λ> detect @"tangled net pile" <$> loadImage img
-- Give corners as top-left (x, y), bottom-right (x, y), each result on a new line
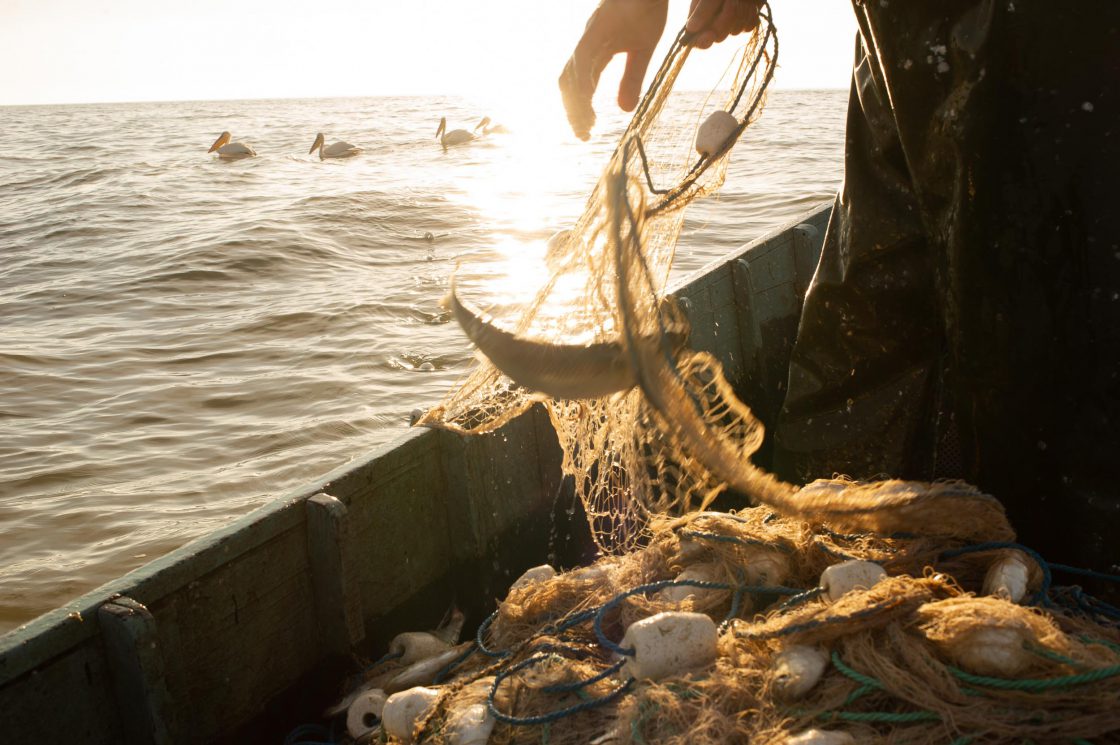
top-left (337, 496), bottom-right (1120, 745)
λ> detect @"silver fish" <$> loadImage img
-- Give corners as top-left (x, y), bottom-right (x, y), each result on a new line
top-left (448, 276), bottom-right (686, 401)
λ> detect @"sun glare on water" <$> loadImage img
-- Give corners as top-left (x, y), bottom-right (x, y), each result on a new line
top-left (440, 91), bottom-right (617, 338)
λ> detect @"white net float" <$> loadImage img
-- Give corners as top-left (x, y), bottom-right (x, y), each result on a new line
top-left (820, 560), bottom-right (887, 602)
top-left (620, 611), bottom-right (718, 681)
top-left (946, 626), bottom-right (1033, 676)
top-left (389, 631), bottom-right (452, 666)
top-left (510, 564), bottom-right (557, 593)
top-left (382, 686), bottom-right (440, 742)
top-left (695, 110), bottom-right (740, 158)
top-left (345, 688), bottom-right (388, 739)
top-left (787, 728), bottom-right (856, 745)
top-left (982, 550), bottom-right (1032, 603)
top-left (771, 645), bottom-right (829, 701)
top-left (445, 702), bottom-right (496, 745)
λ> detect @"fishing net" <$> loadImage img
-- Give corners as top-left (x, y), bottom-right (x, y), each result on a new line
top-left (418, 7), bottom-right (780, 553)
top-left (345, 504), bottom-right (1120, 745)
top-left (419, 4), bottom-right (1010, 555)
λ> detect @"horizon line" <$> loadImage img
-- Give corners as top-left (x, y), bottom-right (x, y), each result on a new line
top-left (0, 86), bottom-right (848, 110)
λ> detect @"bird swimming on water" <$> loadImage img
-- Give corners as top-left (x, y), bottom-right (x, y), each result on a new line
top-left (309, 132), bottom-right (361, 159)
top-left (207, 131), bottom-right (256, 159)
top-left (474, 116), bottom-right (509, 136)
top-left (435, 117), bottom-right (477, 148)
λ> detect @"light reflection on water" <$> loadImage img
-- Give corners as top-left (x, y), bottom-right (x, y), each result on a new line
top-left (0, 90), bottom-right (845, 632)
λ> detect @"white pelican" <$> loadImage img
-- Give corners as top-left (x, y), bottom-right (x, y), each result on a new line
top-left (207, 131), bottom-right (256, 159)
top-left (436, 117), bottom-right (477, 148)
top-left (474, 116), bottom-right (510, 136)
top-left (309, 132), bottom-right (361, 159)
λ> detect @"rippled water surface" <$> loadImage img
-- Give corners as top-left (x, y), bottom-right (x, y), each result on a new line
top-left (0, 91), bottom-right (846, 633)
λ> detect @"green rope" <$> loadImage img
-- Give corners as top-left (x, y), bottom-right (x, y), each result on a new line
top-left (1080, 635), bottom-right (1120, 654)
top-left (821, 710), bottom-right (941, 723)
top-left (949, 663), bottom-right (1120, 691)
top-left (841, 684), bottom-right (875, 706)
top-left (1025, 644), bottom-right (1089, 669)
top-left (824, 652), bottom-right (943, 722)
top-left (830, 650), bottom-right (886, 690)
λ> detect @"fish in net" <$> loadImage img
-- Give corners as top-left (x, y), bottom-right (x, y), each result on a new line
top-left (419, 4), bottom-right (1007, 555)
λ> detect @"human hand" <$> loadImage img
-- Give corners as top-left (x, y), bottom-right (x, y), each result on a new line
top-left (559, 0), bottom-right (765, 140)
top-left (559, 0), bottom-right (670, 141)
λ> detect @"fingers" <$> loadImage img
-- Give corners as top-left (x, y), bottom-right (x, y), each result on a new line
top-left (559, 8), bottom-right (613, 141)
top-left (559, 0), bottom-right (669, 139)
top-left (619, 44), bottom-right (657, 112)
top-left (687, 0), bottom-right (763, 50)
top-left (686, 0), bottom-right (723, 34)
top-left (559, 59), bottom-right (594, 142)
top-left (739, 0), bottom-right (763, 33)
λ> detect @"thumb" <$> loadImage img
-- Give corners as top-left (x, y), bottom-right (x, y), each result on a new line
top-left (619, 45), bottom-right (656, 112)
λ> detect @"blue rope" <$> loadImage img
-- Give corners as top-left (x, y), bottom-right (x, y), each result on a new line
top-left (487, 652), bottom-right (635, 726)
top-left (1055, 586), bottom-right (1120, 622)
top-left (738, 596), bottom-right (906, 640)
top-left (284, 724), bottom-right (334, 745)
top-left (476, 608), bottom-right (512, 658)
top-left (677, 529), bottom-right (794, 554)
top-left (720, 585), bottom-right (746, 632)
top-left (550, 606), bottom-right (600, 634)
top-left (813, 540), bottom-right (857, 562)
top-left (1049, 563), bottom-right (1120, 584)
top-left (776, 586), bottom-right (825, 611)
top-left (367, 648), bottom-right (404, 671)
top-left (820, 527), bottom-right (868, 542)
top-left (474, 602), bottom-right (602, 662)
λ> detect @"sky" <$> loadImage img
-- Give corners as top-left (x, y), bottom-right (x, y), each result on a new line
top-left (0, 0), bottom-right (857, 107)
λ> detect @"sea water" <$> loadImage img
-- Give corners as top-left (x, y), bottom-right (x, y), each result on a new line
top-left (0, 91), bottom-right (846, 632)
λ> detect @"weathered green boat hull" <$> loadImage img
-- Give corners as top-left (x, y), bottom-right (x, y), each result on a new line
top-left (0, 203), bottom-right (830, 744)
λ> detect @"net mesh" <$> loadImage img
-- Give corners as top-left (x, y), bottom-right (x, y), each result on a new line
top-left (419, 10), bottom-right (779, 553)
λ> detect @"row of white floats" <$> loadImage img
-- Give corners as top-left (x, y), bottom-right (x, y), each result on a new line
top-left (338, 546), bottom-right (1037, 744)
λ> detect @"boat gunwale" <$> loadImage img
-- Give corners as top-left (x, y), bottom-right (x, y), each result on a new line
top-left (0, 427), bottom-right (436, 685)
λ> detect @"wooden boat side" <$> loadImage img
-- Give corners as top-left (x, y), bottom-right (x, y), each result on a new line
top-left (0, 202), bottom-right (831, 744)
